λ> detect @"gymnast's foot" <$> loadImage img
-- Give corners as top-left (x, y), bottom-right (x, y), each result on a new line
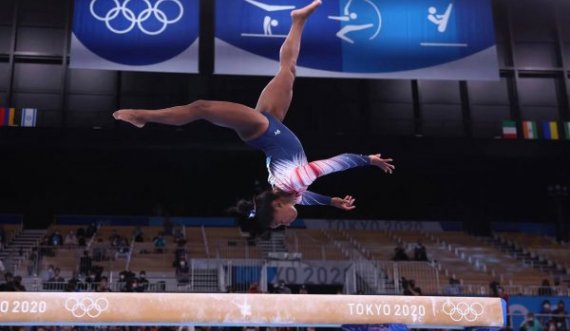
top-left (113, 109), bottom-right (146, 128)
top-left (291, 0), bottom-right (321, 21)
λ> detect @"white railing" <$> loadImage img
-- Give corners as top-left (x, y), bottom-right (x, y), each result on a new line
top-left (19, 256), bottom-right (570, 296)
top-left (201, 226), bottom-right (209, 258)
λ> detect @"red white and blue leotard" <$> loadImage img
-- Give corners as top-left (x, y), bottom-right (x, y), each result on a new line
top-left (247, 112), bottom-right (371, 206)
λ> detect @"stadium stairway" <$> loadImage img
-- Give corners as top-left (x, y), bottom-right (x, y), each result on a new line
top-left (0, 229), bottom-right (46, 273)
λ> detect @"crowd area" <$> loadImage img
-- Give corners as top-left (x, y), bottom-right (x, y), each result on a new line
top-left (0, 224), bottom-right (569, 331)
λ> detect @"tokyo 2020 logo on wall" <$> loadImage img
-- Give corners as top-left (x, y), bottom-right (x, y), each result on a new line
top-left (73, 0), bottom-right (199, 66)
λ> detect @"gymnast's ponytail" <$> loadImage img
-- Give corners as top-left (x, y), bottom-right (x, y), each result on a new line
top-left (228, 189), bottom-right (280, 239)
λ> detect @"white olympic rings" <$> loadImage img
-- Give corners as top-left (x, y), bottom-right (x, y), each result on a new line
top-left (89, 0), bottom-right (184, 35)
top-left (442, 301), bottom-right (484, 322)
top-left (64, 297), bottom-right (110, 318)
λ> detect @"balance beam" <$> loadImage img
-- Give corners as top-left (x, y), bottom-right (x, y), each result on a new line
top-left (0, 292), bottom-right (506, 328)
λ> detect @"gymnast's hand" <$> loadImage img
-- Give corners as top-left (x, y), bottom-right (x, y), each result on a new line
top-left (332, 195), bottom-right (356, 211)
top-left (369, 154), bottom-right (395, 174)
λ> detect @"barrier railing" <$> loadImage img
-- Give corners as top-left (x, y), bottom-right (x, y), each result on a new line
top-left (24, 250), bottom-right (570, 297)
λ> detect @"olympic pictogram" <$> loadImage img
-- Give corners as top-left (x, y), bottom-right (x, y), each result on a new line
top-left (89, 0), bottom-right (184, 35)
top-left (442, 301), bottom-right (484, 322)
top-left (64, 297), bottom-right (110, 318)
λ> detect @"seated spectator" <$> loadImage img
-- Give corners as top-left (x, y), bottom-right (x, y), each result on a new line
top-left (299, 285), bottom-right (308, 294)
top-left (63, 231), bottom-right (78, 246)
top-left (175, 259), bottom-right (190, 285)
top-left (114, 237), bottom-right (130, 260)
top-left (552, 301), bottom-right (568, 331)
top-left (414, 241), bottom-right (428, 261)
top-left (444, 275), bottom-right (462, 295)
top-left (49, 231), bottom-right (63, 246)
top-left (48, 267), bottom-right (65, 290)
top-left (393, 243), bottom-right (409, 261)
top-left (153, 235), bottom-right (166, 253)
top-left (50, 267), bottom-right (64, 283)
top-left (0, 272), bottom-right (15, 291)
top-left (12, 275), bottom-right (26, 291)
top-left (538, 279), bottom-right (553, 296)
top-left (119, 269), bottom-right (136, 286)
top-left (519, 312), bottom-right (543, 331)
top-left (138, 271), bottom-right (149, 291)
top-left (402, 278), bottom-right (422, 296)
top-left (64, 272), bottom-right (81, 292)
top-left (539, 300), bottom-right (552, 326)
top-left (85, 270), bottom-right (100, 290)
top-left (129, 278), bottom-right (145, 292)
top-left (40, 264), bottom-right (55, 284)
top-left (96, 276), bottom-right (112, 292)
top-left (133, 226), bottom-right (144, 243)
top-left (0, 258), bottom-right (5, 275)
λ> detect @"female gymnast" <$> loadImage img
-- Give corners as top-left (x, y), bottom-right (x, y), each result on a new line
top-left (113, 0), bottom-right (395, 237)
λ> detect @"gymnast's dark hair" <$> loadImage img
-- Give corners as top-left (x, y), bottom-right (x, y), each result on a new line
top-left (228, 190), bottom-right (280, 239)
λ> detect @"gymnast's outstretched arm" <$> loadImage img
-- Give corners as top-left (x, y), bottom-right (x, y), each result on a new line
top-left (289, 153), bottom-right (395, 190)
top-left (298, 191), bottom-right (357, 211)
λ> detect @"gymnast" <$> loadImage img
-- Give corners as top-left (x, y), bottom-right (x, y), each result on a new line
top-left (113, 0), bottom-right (395, 236)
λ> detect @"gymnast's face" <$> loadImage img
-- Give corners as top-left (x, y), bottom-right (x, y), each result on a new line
top-left (271, 199), bottom-right (298, 228)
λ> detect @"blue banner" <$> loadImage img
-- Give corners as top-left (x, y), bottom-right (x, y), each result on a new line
top-left (0, 214), bottom-right (22, 224)
top-left (215, 0), bottom-right (498, 80)
top-left (71, 0), bottom-right (199, 73)
top-left (492, 222), bottom-right (556, 236)
top-left (509, 296), bottom-right (569, 329)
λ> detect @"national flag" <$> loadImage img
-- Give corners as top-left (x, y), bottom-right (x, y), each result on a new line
top-left (502, 120), bottom-right (517, 139)
top-left (564, 122), bottom-right (570, 140)
top-left (21, 108), bottom-right (37, 127)
top-left (6, 108), bottom-right (15, 126)
top-left (543, 121), bottom-right (559, 140)
top-left (522, 121), bottom-right (537, 139)
top-left (0, 107), bottom-right (5, 126)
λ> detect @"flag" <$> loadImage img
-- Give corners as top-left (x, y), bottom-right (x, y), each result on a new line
top-left (502, 120), bottom-right (517, 139)
top-left (543, 121), bottom-right (559, 140)
top-left (0, 107), bottom-right (5, 126)
top-left (21, 108), bottom-right (37, 127)
top-left (564, 122), bottom-right (570, 140)
top-left (7, 108), bottom-right (15, 126)
top-left (522, 121), bottom-right (537, 139)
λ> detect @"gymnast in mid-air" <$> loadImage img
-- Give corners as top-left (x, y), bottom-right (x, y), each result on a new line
top-left (113, 0), bottom-right (395, 236)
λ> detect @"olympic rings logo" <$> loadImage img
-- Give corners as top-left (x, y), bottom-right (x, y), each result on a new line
top-left (442, 301), bottom-right (484, 322)
top-left (89, 0), bottom-right (184, 35)
top-left (64, 297), bottom-right (110, 318)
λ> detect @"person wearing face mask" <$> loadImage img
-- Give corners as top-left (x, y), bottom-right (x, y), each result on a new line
top-left (520, 312), bottom-right (543, 331)
top-left (552, 301), bottom-right (568, 331)
top-left (539, 300), bottom-right (553, 326)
